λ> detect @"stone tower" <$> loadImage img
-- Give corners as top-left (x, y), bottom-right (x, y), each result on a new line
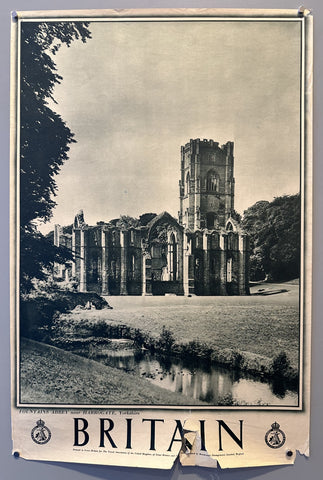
top-left (179, 138), bottom-right (235, 230)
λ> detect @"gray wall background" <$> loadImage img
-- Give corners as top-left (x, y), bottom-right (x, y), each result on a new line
top-left (1, 1), bottom-right (322, 479)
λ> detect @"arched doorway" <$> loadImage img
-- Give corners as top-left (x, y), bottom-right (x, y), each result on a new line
top-left (145, 212), bottom-right (183, 295)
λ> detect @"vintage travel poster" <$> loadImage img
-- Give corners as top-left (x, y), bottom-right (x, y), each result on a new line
top-left (10, 8), bottom-right (313, 469)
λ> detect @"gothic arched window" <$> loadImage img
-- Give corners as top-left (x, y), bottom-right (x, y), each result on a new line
top-left (185, 172), bottom-right (190, 196)
top-left (206, 170), bottom-right (218, 192)
top-left (168, 233), bottom-right (177, 281)
top-left (227, 258), bottom-right (232, 283)
top-left (111, 260), bottom-right (117, 279)
top-left (226, 221), bottom-right (234, 231)
top-left (129, 254), bottom-right (135, 280)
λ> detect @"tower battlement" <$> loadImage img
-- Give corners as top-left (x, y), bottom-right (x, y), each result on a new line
top-left (179, 138), bottom-right (235, 230)
top-left (181, 138), bottom-right (234, 155)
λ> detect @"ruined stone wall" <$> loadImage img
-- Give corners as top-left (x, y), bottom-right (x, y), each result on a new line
top-left (71, 214), bottom-right (249, 297)
top-left (184, 229), bottom-right (249, 296)
top-left (72, 225), bottom-right (144, 296)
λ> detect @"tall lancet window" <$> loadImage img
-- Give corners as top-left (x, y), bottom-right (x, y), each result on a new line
top-left (169, 233), bottom-right (177, 281)
top-left (206, 170), bottom-right (218, 191)
top-left (227, 258), bottom-right (232, 283)
top-left (185, 172), bottom-right (190, 195)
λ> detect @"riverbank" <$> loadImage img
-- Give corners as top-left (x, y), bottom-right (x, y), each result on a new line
top-left (20, 338), bottom-right (208, 405)
top-left (50, 282), bottom-right (299, 386)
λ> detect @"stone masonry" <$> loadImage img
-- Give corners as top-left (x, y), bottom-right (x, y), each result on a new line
top-left (55, 139), bottom-right (249, 296)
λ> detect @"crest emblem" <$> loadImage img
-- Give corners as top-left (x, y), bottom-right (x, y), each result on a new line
top-left (265, 422), bottom-right (286, 449)
top-left (31, 419), bottom-right (51, 445)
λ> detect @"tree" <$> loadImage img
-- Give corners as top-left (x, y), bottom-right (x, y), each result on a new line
top-left (242, 194), bottom-right (301, 282)
top-left (116, 215), bottom-right (140, 229)
top-left (20, 21), bottom-right (91, 291)
top-left (231, 209), bottom-right (242, 224)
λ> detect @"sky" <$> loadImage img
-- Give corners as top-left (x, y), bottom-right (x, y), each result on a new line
top-left (36, 19), bottom-right (301, 232)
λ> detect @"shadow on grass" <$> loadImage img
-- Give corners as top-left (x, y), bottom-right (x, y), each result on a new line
top-left (251, 289), bottom-right (288, 296)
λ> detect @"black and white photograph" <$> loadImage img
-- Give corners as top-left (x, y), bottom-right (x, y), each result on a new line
top-left (14, 11), bottom-right (309, 411)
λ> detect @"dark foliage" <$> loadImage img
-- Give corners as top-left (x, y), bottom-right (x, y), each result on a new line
top-left (20, 230), bottom-right (73, 289)
top-left (156, 326), bottom-right (176, 354)
top-left (270, 351), bottom-right (291, 378)
top-left (20, 21), bottom-right (91, 291)
top-left (231, 209), bottom-right (242, 223)
top-left (139, 213), bottom-right (157, 225)
top-left (242, 194), bottom-right (300, 281)
top-left (116, 215), bottom-right (139, 229)
top-left (179, 340), bottom-right (213, 362)
top-left (20, 291), bottom-right (110, 340)
top-left (91, 320), bottom-right (110, 338)
top-left (133, 329), bottom-right (147, 349)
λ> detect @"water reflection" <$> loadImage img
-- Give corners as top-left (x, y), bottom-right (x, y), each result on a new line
top-left (94, 346), bottom-right (298, 406)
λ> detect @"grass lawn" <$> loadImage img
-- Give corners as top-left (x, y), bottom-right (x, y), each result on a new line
top-left (59, 282), bottom-right (300, 369)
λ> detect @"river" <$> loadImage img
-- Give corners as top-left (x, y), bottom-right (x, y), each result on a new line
top-left (91, 341), bottom-right (298, 406)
